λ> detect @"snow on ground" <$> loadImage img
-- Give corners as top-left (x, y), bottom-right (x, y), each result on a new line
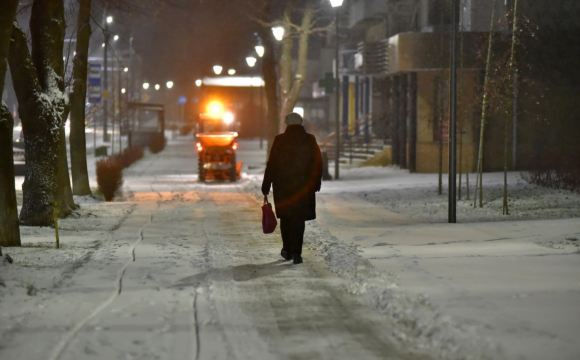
top-left (348, 168), bottom-right (580, 223)
top-left (3, 138), bottom-right (579, 360)
top-left (0, 197), bottom-right (136, 353)
top-left (314, 165), bottom-right (580, 360)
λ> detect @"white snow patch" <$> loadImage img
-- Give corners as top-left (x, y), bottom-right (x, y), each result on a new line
top-left (303, 223), bottom-right (503, 360)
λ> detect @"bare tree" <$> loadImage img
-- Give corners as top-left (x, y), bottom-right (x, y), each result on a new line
top-left (474, 0), bottom-right (498, 208)
top-left (69, 0), bottom-right (93, 196)
top-left (0, 0), bottom-right (20, 249)
top-left (277, 0), bottom-right (314, 131)
top-left (502, 0), bottom-right (519, 215)
top-left (255, 0), bottom-right (280, 154)
top-left (251, 0), bottom-right (328, 153)
top-left (8, 0), bottom-right (68, 226)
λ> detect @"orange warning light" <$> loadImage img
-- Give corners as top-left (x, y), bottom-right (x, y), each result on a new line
top-left (206, 101), bottom-right (225, 118)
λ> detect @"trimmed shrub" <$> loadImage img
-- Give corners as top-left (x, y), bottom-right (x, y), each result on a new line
top-left (522, 150), bottom-right (580, 193)
top-left (111, 146), bottom-right (144, 169)
top-left (149, 133), bottom-right (166, 154)
top-left (96, 158), bottom-right (123, 201)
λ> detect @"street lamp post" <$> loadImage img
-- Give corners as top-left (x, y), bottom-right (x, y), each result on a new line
top-left (103, 15), bottom-right (113, 142)
top-left (449, 0), bottom-right (459, 223)
top-left (166, 81), bottom-right (175, 138)
top-left (246, 56), bottom-right (257, 143)
top-left (255, 44), bottom-right (265, 149)
top-left (329, 0), bottom-right (343, 180)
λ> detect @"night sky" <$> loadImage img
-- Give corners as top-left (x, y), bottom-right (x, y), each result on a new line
top-left (121, 0), bottom-right (264, 93)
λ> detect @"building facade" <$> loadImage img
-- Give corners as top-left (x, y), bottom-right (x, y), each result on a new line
top-left (320, 0), bottom-right (512, 173)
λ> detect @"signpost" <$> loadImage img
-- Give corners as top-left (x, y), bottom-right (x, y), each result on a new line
top-left (178, 95), bottom-right (187, 127)
top-left (88, 63), bottom-right (101, 153)
top-left (88, 63), bottom-right (102, 103)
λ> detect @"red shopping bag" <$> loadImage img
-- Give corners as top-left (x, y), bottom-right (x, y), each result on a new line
top-left (262, 195), bottom-right (277, 234)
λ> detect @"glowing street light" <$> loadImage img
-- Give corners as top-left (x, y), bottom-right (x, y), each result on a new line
top-left (228, 69), bottom-right (236, 75)
top-left (246, 56), bottom-right (257, 68)
top-left (195, 79), bottom-right (202, 87)
top-left (255, 45), bottom-right (265, 58)
top-left (154, 84), bottom-right (160, 90)
top-left (223, 111), bottom-right (235, 125)
top-left (272, 26), bottom-right (285, 41)
top-left (113, 34), bottom-right (119, 41)
top-left (329, 0), bottom-right (344, 6)
top-left (213, 65), bottom-right (223, 75)
top-left (121, 88), bottom-right (126, 94)
top-left (106, 16), bottom-right (113, 24)
top-left (143, 82), bottom-right (150, 90)
top-left (166, 81), bottom-right (174, 89)
top-left (101, 43), bottom-right (105, 48)
top-left (124, 67), bottom-right (129, 72)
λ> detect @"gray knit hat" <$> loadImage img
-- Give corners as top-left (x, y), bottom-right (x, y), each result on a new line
top-left (285, 112), bottom-right (303, 125)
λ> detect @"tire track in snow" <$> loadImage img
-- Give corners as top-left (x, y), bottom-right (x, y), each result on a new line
top-left (49, 212), bottom-right (154, 360)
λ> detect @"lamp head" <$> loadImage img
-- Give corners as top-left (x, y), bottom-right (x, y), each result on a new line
top-left (246, 57), bottom-right (257, 68)
top-left (272, 26), bottom-right (285, 41)
top-left (329, 0), bottom-right (343, 8)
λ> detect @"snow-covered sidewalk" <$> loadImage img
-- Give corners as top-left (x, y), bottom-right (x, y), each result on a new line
top-left (3, 139), bottom-right (579, 360)
top-left (316, 166), bottom-right (580, 360)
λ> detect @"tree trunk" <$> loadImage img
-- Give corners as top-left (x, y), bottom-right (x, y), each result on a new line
top-left (0, 0), bottom-right (18, 93)
top-left (0, 0), bottom-right (20, 247)
top-left (9, 0), bottom-right (67, 226)
top-left (278, 0), bottom-right (314, 131)
top-left (259, 0), bottom-right (280, 155)
top-left (57, 123), bottom-right (76, 217)
top-left (70, 0), bottom-right (92, 196)
top-left (0, 104), bottom-right (21, 247)
top-left (437, 77), bottom-right (443, 195)
top-left (278, 2), bottom-right (294, 130)
top-left (475, 0), bottom-right (498, 208)
top-left (503, 0), bottom-right (519, 215)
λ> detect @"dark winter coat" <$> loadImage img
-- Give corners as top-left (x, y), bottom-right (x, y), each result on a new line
top-left (262, 125), bottom-right (322, 221)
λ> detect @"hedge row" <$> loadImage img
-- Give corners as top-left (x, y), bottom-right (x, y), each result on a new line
top-left (96, 146), bottom-right (144, 201)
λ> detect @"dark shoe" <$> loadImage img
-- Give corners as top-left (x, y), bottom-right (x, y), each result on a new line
top-left (281, 249), bottom-right (292, 261)
top-left (293, 254), bottom-right (303, 264)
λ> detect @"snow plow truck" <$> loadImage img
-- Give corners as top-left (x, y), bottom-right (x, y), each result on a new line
top-left (195, 100), bottom-right (242, 182)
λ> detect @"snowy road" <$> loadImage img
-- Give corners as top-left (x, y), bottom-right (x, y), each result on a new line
top-left (2, 138), bottom-right (579, 360)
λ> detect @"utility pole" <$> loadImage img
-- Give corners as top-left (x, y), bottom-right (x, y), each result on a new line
top-left (102, 13), bottom-right (110, 142)
top-left (448, 0), bottom-right (459, 223)
top-left (333, 5), bottom-right (341, 180)
top-left (128, 35), bottom-right (134, 148)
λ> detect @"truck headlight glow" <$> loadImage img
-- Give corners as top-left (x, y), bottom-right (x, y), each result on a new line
top-left (223, 111), bottom-right (234, 125)
top-left (207, 101), bottom-right (225, 118)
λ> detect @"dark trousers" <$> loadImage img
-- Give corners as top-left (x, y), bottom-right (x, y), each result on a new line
top-left (280, 217), bottom-right (305, 256)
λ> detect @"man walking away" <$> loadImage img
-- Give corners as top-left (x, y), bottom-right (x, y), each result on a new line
top-left (262, 113), bottom-right (322, 264)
